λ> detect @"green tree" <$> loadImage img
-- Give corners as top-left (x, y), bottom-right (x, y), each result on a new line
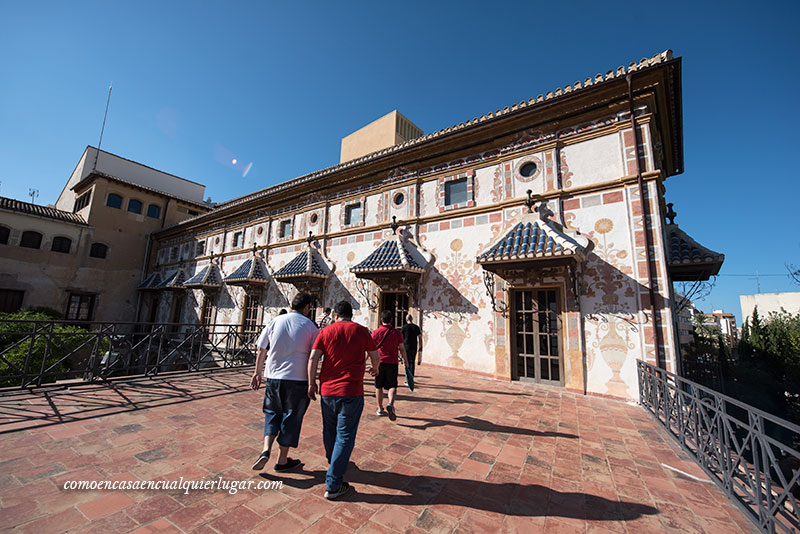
top-left (0, 310), bottom-right (98, 387)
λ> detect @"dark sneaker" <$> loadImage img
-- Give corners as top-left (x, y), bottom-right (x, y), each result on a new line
top-left (274, 458), bottom-right (301, 472)
top-left (385, 404), bottom-right (396, 421)
top-left (251, 450), bottom-right (270, 470)
top-left (324, 481), bottom-right (351, 500)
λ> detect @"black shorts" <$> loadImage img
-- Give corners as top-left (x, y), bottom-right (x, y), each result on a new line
top-left (374, 363), bottom-right (398, 390)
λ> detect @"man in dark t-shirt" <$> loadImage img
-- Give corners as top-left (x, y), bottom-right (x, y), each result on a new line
top-left (372, 310), bottom-right (407, 421)
top-left (401, 314), bottom-right (422, 378)
top-left (307, 300), bottom-right (379, 500)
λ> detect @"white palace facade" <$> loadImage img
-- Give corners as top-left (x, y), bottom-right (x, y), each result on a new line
top-left (138, 51), bottom-right (723, 400)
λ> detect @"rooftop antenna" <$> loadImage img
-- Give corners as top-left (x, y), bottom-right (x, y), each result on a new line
top-left (28, 188), bottom-right (39, 204)
top-left (93, 81), bottom-right (113, 171)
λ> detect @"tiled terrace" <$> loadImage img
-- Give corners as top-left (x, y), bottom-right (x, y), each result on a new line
top-left (0, 367), bottom-right (756, 533)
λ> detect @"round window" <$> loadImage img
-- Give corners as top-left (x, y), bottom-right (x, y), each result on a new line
top-left (519, 162), bottom-right (538, 178)
top-left (393, 192), bottom-right (405, 206)
top-left (257, 226), bottom-right (264, 235)
top-left (215, 237), bottom-right (220, 245)
top-left (310, 213), bottom-right (319, 224)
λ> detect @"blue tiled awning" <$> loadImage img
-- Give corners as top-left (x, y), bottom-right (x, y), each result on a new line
top-left (137, 272), bottom-right (162, 291)
top-left (223, 257), bottom-right (269, 286)
top-left (273, 250), bottom-right (327, 280)
top-left (477, 218), bottom-right (588, 265)
top-left (184, 263), bottom-right (223, 290)
top-left (156, 269), bottom-right (187, 290)
top-left (666, 225), bottom-right (724, 281)
top-left (351, 236), bottom-right (425, 275)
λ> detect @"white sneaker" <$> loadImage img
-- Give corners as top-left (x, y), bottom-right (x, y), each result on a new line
top-left (376, 409), bottom-right (387, 416)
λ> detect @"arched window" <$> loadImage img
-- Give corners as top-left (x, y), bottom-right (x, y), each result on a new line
top-left (128, 199), bottom-right (143, 214)
top-left (89, 243), bottom-right (108, 259)
top-left (20, 231), bottom-right (42, 249)
top-left (106, 193), bottom-right (122, 209)
top-left (0, 226), bottom-right (9, 245)
top-left (147, 204), bottom-right (161, 219)
top-left (51, 236), bottom-right (72, 254)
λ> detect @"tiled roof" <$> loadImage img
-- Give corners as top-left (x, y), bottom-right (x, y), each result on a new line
top-left (167, 51), bottom-right (676, 226)
top-left (0, 196), bottom-right (88, 226)
top-left (351, 236), bottom-right (425, 274)
top-left (273, 250), bottom-right (327, 279)
top-left (223, 257), bottom-right (269, 285)
top-left (184, 264), bottom-right (223, 289)
top-left (137, 272), bottom-right (162, 291)
top-left (477, 218), bottom-right (589, 264)
top-left (156, 269), bottom-right (187, 290)
top-left (666, 225), bottom-right (724, 269)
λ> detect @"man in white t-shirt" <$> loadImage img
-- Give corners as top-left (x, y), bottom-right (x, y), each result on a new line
top-left (250, 292), bottom-right (318, 472)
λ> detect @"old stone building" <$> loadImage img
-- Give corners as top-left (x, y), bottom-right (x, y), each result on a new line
top-left (0, 147), bottom-right (211, 320)
top-left (140, 51), bottom-right (722, 400)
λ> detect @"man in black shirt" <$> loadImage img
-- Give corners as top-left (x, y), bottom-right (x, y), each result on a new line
top-left (400, 314), bottom-right (422, 378)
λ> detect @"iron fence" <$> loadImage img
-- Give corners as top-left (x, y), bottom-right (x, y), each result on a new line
top-left (638, 359), bottom-right (800, 534)
top-left (0, 320), bottom-right (262, 389)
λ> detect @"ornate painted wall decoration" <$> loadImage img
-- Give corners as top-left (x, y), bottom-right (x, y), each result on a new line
top-left (559, 150), bottom-right (573, 188)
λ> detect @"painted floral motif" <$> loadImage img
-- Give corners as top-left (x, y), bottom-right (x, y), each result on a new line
top-left (559, 150), bottom-right (573, 188)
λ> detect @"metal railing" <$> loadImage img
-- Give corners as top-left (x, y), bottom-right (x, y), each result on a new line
top-left (0, 320), bottom-right (261, 389)
top-left (638, 359), bottom-right (800, 534)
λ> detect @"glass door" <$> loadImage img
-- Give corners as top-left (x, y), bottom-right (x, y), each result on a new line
top-left (512, 289), bottom-right (562, 385)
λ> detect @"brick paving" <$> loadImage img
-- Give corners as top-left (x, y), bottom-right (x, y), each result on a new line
top-left (0, 367), bottom-right (757, 533)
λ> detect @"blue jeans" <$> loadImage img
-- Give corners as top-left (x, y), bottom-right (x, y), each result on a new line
top-left (320, 395), bottom-right (363, 491)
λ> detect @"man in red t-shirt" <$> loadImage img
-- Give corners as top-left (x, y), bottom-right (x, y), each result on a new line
top-left (307, 300), bottom-right (379, 500)
top-left (372, 310), bottom-right (408, 421)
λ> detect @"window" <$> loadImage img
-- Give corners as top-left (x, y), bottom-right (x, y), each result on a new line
top-left (66, 293), bottom-right (96, 321)
top-left (393, 192), bottom-right (405, 206)
top-left (170, 247), bottom-right (178, 262)
top-left (147, 204), bottom-right (161, 219)
top-left (128, 199), bottom-right (143, 214)
top-left (73, 192), bottom-right (91, 212)
top-left (20, 231), bottom-right (42, 249)
top-left (519, 161), bottom-right (538, 178)
top-left (89, 243), bottom-right (108, 259)
top-left (196, 240), bottom-right (206, 256)
top-left (0, 289), bottom-right (24, 313)
top-left (279, 220), bottom-right (292, 239)
top-left (106, 193), bottom-right (122, 209)
top-left (445, 178), bottom-right (468, 206)
top-left (51, 237), bottom-right (72, 254)
top-left (233, 231), bottom-right (243, 248)
top-left (188, 209), bottom-right (200, 216)
top-left (0, 226), bottom-right (9, 245)
top-left (344, 203), bottom-right (362, 226)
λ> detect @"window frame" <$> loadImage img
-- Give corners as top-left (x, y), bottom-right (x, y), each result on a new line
top-left (51, 236), bottom-right (72, 254)
top-left (278, 219), bottom-right (292, 240)
top-left (232, 231), bottom-right (244, 249)
top-left (127, 198), bottom-right (143, 214)
top-left (147, 204), bottom-right (161, 219)
top-left (0, 225), bottom-right (9, 245)
top-left (438, 170), bottom-right (475, 213)
top-left (65, 293), bottom-right (96, 322)
top-left (340, 195), bottom-right (366, 229)
top-left (73, 192), bottom-right (91, 212)
top-left (89, 242), bottom-right (108, 259)
top-left (19, 231), bottom-right (43, 249)
top-left (106, 193), bottom-right (123, 209)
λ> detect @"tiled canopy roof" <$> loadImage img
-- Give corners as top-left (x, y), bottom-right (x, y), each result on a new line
top-left (137, 272), bottom-right (162, 291)
top-left (0, 196), bottom-right (88, 226)
top-left (156, 269), bottom-right (187, 290)
top-left (477, 216), bottom-right (589, 265)
top-left (223, 257), bottom-right (269, 286)
top-left (273, 250), bottom-right (327, 279)
top-left (351, 235), bottom-right (426, 275)
top-left (666, 224), bottom-right (724, 281)
top-left (184, 263), bottom-right (223, 289)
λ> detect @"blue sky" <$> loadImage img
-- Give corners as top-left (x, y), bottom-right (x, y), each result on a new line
top-left (1, 1), bottom-right (798, 322)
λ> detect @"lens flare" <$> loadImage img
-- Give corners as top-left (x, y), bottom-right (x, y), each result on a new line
top-left (214, 143), bottom-right (253, 178)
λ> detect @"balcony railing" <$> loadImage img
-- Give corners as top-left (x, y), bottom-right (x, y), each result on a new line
top-left (0, 320), bottom-right (261, 389)
top-left (637, 359), bottom-right (799, 534)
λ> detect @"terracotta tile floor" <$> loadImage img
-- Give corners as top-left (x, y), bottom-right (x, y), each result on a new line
top-left (0, 367), bottom-right (757, 533)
